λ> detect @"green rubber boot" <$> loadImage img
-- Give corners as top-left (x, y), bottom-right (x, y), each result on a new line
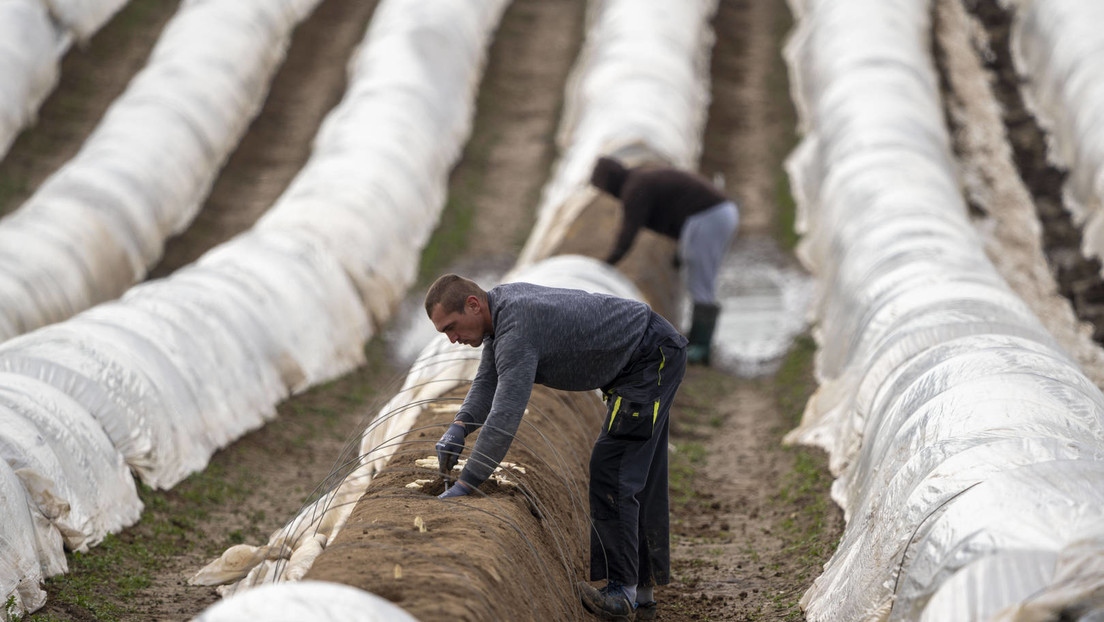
top-left (686, 303), bottom-right (720, 366)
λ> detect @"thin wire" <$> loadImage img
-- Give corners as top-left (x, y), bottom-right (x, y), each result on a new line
top-left (269, 407), bottom-right (600, 615)
top-left (259, 344), bottom-right (636, 617)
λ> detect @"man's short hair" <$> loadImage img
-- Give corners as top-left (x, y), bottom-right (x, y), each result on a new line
top-left (424, 274), bottom-right (485, 317)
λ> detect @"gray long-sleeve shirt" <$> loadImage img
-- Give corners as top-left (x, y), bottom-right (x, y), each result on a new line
top-left (456, 282), bottom-right (652, 488)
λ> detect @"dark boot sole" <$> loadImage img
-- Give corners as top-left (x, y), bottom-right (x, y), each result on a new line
top-left (581, 599), bottom-right (634, 622)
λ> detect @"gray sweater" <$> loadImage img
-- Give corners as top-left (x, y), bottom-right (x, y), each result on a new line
top-left (456, 282), bottom-right (652, 487)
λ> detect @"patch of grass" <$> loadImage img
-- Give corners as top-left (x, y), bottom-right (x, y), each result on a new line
top-left (770, 589), bottom-right (805, 621)
top-left (38, 534), bottom-right (145, 622)
top-left (768, 324), bottom-right (836, 619)
top-left (773, 438), bottom-right (839, 597)
top-left (29, 458), bottom-right (265, 620)
top-left (742, 545), bottom-right (761, 563)
top-left (0, 174), bottom-right (27, 215)
top-left (669, 440), bottom-right (708, 507)
top-left (767, 0), bottom-right (803, 253)
top-left (417, 191), bottom-right (478, 284)
top-left (6, 594), bottom-right (23, 621)
top-left (772, 333), bottom-right (817, 430)
top-left (674, 366), bottom-right (741, 430)
top-left (777, 459), bottom-right (834, 596)
top-left (775, 172), bottom-right (800, 252)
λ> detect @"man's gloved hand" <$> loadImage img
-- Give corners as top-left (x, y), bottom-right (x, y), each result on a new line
top-left (435, 422), bottom-right (467, 480)
top-left (438, 480), bottom-right (473, 499)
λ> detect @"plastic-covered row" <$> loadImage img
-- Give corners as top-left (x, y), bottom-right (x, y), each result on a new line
top-left (783, 0), bottom-right (1104, 619)
top-left (0, 228), bottom-right (365, 618)
top-left (0, 0), bottom-right (510, 617)
top-left (255, 0), bottom-right (509, 330)
top-left (1008, 0), bottom-right (1104, 270)
top-left (0, 0), bottom-right (131, 159)
top-left (0, 0), bottom-right (322, 344)
top-left (194, 580), bottom-right (418, 622)
top-left (0, 373), bottom-right (140, 617)
top-left (516, 0), bottom-right (717, 266)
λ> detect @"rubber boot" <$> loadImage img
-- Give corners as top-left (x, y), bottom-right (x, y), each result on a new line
top-left (686, 303), bottom-right (719, 366)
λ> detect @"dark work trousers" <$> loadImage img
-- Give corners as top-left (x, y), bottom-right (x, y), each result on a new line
top-left (589, 312), bottom-right (688, 587)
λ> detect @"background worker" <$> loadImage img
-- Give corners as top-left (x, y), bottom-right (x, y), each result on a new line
top-left (425, 273), bottom-right (687, 621)
top-left (590, 156), bottom-right (739, 366)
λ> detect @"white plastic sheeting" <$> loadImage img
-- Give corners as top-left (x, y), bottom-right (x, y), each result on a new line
top-left (0, 0), bottom-right (322, 343)
top-left (193, 580), bottom-right (418, 622)
top-left (43, 0), bottom-right (131, 41)
top-left (784, 0), bottom-right (1104, 619)
top-left (0, 0), bottom-right (135, 161)
top-left (516, 0), bottom-right (717, 266)
top-left (0, 1), bottom-right (64, 159)
top-left (191, 255), bottom-right (642, 606)
top-left (0, 227), bottom-right (368, 491)
top-left (0, 373), bottom-right (142, 619)
top-left (0, 460), bottom-right (56, 618)
top-left (1009, 1), bottom-right (1104, 271)
top-left (0, 372), bottom-right (141, 552)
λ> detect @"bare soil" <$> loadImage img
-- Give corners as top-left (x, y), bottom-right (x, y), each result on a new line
top-left (21, 0), bottom-right (850, 620)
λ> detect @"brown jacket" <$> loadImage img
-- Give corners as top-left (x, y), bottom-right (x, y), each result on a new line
top-left (591, 157), bottom-right (727, 264)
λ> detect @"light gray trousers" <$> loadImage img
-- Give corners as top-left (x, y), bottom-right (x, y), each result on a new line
top-left (678, 200), bottom-right (738, 304)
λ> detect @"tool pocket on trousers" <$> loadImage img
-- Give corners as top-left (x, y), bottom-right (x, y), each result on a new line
top-left (605, 396), bottom-right (658, 441)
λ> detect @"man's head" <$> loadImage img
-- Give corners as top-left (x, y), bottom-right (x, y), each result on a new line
top-left (590, 156), bottom-right (628, 198)
top-left (425, 274), bottom-right (492, 347)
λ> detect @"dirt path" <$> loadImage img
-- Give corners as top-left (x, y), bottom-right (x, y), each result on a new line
top-left (659, 1), bottom-right (843, 620)
top-left (24, 0), bottom-right (848, 620)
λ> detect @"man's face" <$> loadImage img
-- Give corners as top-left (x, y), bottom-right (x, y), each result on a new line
top-left (430, 298), bottom-right (485, 347)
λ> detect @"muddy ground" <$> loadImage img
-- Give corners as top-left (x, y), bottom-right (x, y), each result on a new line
top-left (12, 0), bottom-right (1097, 620)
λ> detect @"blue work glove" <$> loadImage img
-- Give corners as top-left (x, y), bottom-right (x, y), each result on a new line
top-left (435, 422), bottom-right (467, 480)
top-left (438, 480), bottom-right (473, 499)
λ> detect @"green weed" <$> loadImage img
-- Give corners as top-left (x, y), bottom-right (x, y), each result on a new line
top-left (5, 594), bottom-right (22, 622)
